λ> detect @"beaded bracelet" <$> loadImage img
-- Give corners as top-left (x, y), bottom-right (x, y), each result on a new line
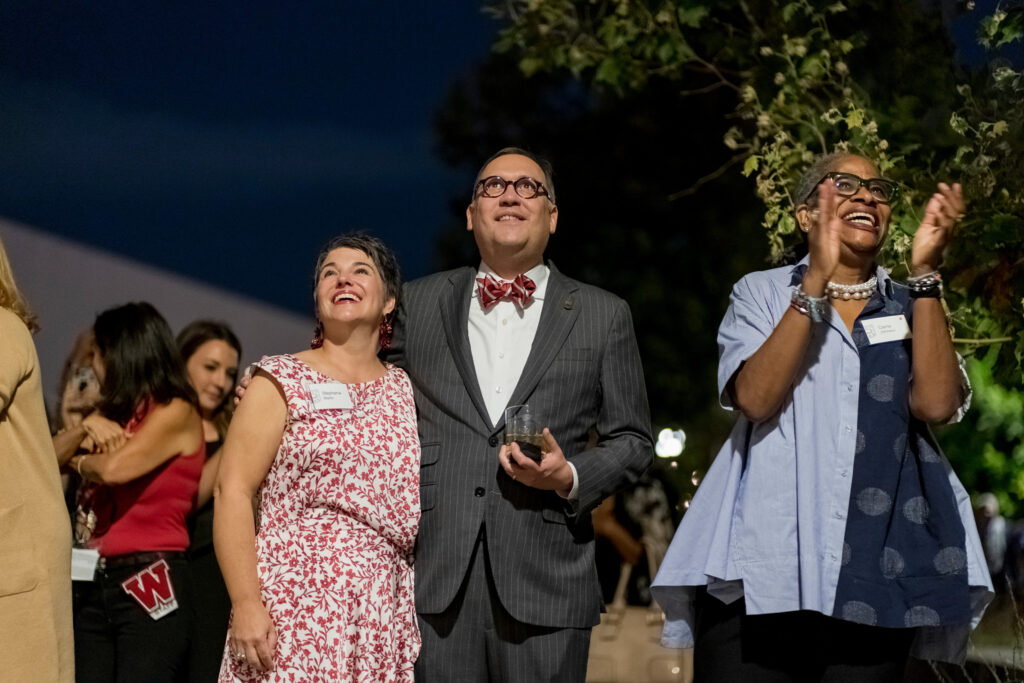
top-left (791, 285), bottom-right (829, 323)
top-left (907, 271), bottom-right (943, 299)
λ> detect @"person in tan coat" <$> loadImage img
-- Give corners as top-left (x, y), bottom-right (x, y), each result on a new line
top-left (0, 233), bottom-right (74, 682)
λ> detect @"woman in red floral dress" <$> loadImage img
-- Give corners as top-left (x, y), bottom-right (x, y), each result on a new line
top-left (214, 234), bottom-right (420, 682)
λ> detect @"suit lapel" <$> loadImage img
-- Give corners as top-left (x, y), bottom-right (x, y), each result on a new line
top-left (501, 263), bottom-right (580, 430)
top-left (439, 267), bottom-right (494, 429)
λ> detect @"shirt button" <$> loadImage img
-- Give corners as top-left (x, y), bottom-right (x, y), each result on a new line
top-left (841, 469), bottom-right (849, 478)
top-left (845, 425), bottom-right (852, 433)
top-left (847, 384), bottom-right (854, 392)
top-left (488, 436), bottom-right (499, 447)
top-left (834, 510), bottom-right (844, 519)
top-left (495, 386), bottom-right (502, 394)
top-left (498, 351), bottom-right (505, 359)
top-left (502, 319), bottom-right (508, 326)
top-left (474, 487), bottom-right (486, 497)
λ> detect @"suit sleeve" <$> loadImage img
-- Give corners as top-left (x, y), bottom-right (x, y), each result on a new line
top-left (569, 298), bottom-right (654, 515)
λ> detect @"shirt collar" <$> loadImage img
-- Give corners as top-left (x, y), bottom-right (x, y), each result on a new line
top-left (472, 261), bottom-right (549, 301)
top-left (792, 255), bottom-right (895, 299)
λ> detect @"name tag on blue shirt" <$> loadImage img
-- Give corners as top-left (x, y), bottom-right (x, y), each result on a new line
top-left (306, 381), bottom-right (353, 410)
top-left (861, 315), bottom-right (912, 345)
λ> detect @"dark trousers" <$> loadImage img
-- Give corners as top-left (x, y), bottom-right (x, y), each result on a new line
top-left (415, 527), bottom-right (591, 683)
top-left (180, 547), bottom-right (231, 682)
top-left (73, 556), bottom-right (195, 683)
top-left (693, 587), bottom-right (914, 683)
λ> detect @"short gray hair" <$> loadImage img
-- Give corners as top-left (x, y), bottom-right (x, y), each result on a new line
top-left (794, 152), bottom-right (859, 209)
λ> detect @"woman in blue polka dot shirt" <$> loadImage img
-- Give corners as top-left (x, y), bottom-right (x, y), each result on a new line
top-left (652, 152), bottom-right (993, 682)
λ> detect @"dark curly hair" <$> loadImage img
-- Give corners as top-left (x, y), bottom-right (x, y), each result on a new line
top-left (312, 232), bottom-right (402, 312)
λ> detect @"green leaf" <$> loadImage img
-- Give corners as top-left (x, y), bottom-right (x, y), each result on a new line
top-left (519, 56), bottom-right (545, 77)
top-left (594, 57), bottom-right (623, 86)
top-left (677, 7), bottom-right (709, 28)
top-left (992, 120), bottom-right (1009, 136)
top-left (742, 155), bottom-right (760, 177)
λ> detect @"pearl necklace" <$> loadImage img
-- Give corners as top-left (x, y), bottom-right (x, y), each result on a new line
top-left (826, 275), bottom-right (877, 300)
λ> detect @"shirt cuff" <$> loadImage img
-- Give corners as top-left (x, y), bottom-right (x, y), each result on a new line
top-left (559, 461), bottom-right (579, 501)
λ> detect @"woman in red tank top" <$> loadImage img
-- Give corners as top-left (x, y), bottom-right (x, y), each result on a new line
top-left (65, 302), bottom-right (205, 683)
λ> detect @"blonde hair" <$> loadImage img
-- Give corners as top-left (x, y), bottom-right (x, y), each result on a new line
top-left (0, 233), bottom-right (39, 333)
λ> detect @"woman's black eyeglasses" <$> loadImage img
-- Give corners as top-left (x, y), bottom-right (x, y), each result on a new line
top-left (476, 176), bottom-right (551, 200)
top-left (805, 172), bottom-right (899, 204)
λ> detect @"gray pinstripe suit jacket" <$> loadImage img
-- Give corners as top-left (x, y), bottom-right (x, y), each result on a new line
top-left (388, 262), bottom-right (653, 629)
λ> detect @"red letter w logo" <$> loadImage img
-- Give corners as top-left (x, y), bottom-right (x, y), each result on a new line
top-left (121, 559), bottom-right (179, 620)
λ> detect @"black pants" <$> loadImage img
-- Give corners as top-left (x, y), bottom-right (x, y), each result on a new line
top-left (693, 588), bottom-right (914, 683)
top-left (73, 556), bottom-right (195, 683)
top-left (180, 547), bottom-right (231, 682)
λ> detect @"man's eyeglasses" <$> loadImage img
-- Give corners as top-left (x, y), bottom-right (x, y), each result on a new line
top-left (476, 176), bottom-right (551, 200)
top-left (806, 172), bottom-right (899, 204)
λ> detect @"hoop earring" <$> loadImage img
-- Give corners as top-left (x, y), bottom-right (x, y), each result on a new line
top-left (378, 314), bottom-right (394, 351)
top-left (310, 320), bottom-right (324, 349)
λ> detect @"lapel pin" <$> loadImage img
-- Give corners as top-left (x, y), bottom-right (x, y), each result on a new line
top-left (563, 295), bottom-right (574, 310)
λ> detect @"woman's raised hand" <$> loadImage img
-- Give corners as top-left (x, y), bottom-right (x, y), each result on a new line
top-left (803, 179), bottom-right (842, 295)
top-left (912, 182), bottom-right (963, 276)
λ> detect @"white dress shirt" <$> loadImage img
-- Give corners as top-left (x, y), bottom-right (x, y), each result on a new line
top-left (467, 261), bottom-right (578, 499)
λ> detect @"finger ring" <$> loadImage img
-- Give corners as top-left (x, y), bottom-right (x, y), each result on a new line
top-left (511, 474), bottom-right (517, 481)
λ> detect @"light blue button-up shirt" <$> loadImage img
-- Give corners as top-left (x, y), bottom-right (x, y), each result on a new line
top-left (651, 258), bottom-right (992, 663)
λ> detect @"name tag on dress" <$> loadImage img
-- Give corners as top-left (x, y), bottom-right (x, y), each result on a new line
top-left (306, 381), bottom-right (353, 410)
top-left (861, 315), bottom-right (912, 344)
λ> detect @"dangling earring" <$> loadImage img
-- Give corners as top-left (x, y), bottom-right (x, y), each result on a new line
top-left (310, 320), bottom-right (324, 349)
top-left (378, 314), bottom-right (394, 351)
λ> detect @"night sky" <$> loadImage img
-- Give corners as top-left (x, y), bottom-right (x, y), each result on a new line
top-left (0, 2), bottom-right (498, 314)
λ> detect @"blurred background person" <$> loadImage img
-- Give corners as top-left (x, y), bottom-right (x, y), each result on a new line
top-left (0, 233), bottom-right (74, 682)
top-left (65, 302), bottom-right (205, 682)
top-left (214, 233), bottom-right (420, 681)
top-left (50, 327), bottom-right (104, 511)
top-left (53, 328), bottom-right (102, 432)
top-left (974, 493), bottom-right (1008, 592)
top-left (177, 319), bottom-right (242, 682)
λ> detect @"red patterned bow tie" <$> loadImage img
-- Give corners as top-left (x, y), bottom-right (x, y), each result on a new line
top-left (476, 273), bottom-right (537, 310)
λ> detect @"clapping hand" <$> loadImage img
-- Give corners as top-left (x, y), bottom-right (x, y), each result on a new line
top-left (912, 182), bottom-right (963, 276)
top-left (803, 179), bottom-right (843, 294)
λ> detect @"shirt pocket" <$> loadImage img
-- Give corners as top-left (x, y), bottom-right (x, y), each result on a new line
top-left (0, 503), bottom-right (41, 597)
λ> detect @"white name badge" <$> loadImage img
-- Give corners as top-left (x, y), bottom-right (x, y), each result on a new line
top-left (71, 548), bottom-right (101, 581)
top-left (306, 381), bottom-right (353, 410)
top-left (861, 315), bottom-right (912, 345)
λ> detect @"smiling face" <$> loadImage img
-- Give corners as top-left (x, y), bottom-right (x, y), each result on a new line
top-left (466, 153), bottom-right (558, 276)
top-left (799, 155), bottom-right (893, 257)
top-left (185, 339), bottom-right (239, 417)
top-left (315, 247), bottom-right (396, 337)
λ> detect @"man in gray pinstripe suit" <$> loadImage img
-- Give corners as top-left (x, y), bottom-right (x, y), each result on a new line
top-left (389, 148), bottom-right (654, 682)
